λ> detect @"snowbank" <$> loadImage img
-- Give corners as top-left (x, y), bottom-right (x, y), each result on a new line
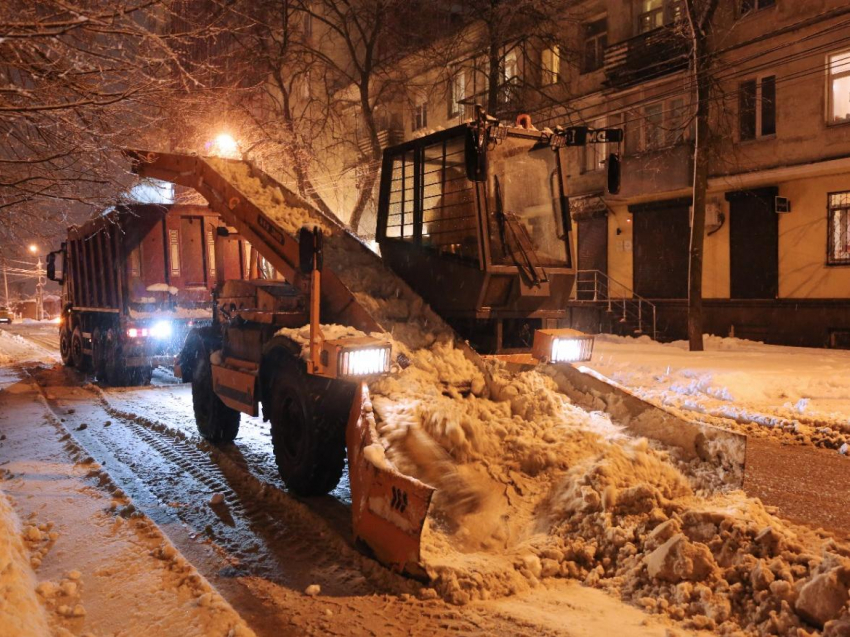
top-left (589, 334), bottom-right (850, 448)
top-left (0, 490), bottom-right (50, 637)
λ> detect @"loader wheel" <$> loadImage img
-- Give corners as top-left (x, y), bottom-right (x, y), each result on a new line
top-left (192, 351), bottom-right (240, 444)
top-left (70, 327), bottom-right (90, 371)
top-left (267, 360), bottom-right (351, 496)
top-left (59, 327), bottom-right (74, 367)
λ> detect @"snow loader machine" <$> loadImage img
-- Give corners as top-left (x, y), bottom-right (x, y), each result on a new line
top-left (123, 110), bottom-right (623, 578)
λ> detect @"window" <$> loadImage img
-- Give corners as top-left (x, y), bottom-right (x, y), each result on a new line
top-left (739, 75), bottom-right (776, 140)
top-left (665, 97), bottom-right (688, 146)
top-left (639, 0), bottom-right (664, 33)
top-left (583, 18), bottom-right (607, 73)
top-left (644, 103), bottom-right (664, 150)
top-left (412, 103), bottom-right (428, 131)
top-left (638, 99), bottom-right (690, 152)
top-left (541, 46), bottom-right (560, 86)
top-left (448, 70), bottom-right (466, 118)
top-left (639, 0), bottom-right (683, 33)
top-left (499, 48), bottom-right (519, 104)
top-left (741, 0), bottom-right (775, 15)
top-left (503, 48), bottom-right (518, 84)
top-left (828, 51), bottom-right (850, 124)
top-left (828, 192), bottom-right (850, 265)
top-left (584, 118), bottom-right (608, 172)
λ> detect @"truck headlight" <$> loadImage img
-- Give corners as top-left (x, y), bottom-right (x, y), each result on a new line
top-left (339, 346), bottom-right (391, 377)
top-left (150, 320), bottom-right (173, 339)
top-left (532, 329), bottom-right (594, 364)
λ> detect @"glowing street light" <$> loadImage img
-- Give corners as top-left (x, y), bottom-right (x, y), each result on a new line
top-left (210, 133), bottom-right (239, 158)
top-left (28, 244), bottom-right (38, 254)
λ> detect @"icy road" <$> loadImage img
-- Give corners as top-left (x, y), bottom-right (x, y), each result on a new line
top-left (0, 322), bottom-right (694, 637)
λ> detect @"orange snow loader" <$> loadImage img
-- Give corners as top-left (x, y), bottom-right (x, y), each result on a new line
top-left (123, 112), bottom-right (622, 577)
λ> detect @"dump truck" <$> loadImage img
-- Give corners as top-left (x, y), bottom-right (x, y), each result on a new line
top-left (123, 112), bottom-right (628, 574)
top-left (46, 203), bottom-right (251, 385)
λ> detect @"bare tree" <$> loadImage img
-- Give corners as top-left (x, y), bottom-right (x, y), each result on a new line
top-left (682, 0), bottom-right (720, 352)
top-left (0, 0), bottom-right (226, 248)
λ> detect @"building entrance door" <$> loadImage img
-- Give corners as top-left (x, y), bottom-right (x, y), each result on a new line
top-left (631, 198), bottom-right (690, 299)
top-left (577, 215), bottom-right (608, 299)
top-left (726, 187), bottom-right (778, 299)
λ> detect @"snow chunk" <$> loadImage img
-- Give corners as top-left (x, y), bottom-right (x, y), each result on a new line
top-left (146, 283), bottom-right (179, 295)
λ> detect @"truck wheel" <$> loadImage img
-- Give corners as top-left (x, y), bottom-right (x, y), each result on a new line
top-left (71, 327), bottom-right (90, 371)
top-left (60, 327), bottom-right (74, 367)
top-left (92, 328), bottom-right (107, 381)
top-left (132, 366), bottom-right (153, 386)
top-left (104, 329), bottom-right (129, 387)
top-left (266, 360), bottom-right (349, 496)
top-left (192, 352), bottom-right (239, 443)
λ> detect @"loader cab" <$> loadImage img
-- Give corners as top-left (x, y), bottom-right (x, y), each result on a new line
top-left (376, 121), bottom-right (578, 352)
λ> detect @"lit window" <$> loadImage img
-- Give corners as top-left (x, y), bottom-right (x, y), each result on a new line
top-left (541, 46), bottom-right (561, 86)
top-left (828, 192), bottom-right (850, 265)
top-left (639, 0), bottom-right (683, 33)
top-left (583, 19), bottom-right (607, 73)
top-left (639, 0), bottom-right (664, 33)
top-left (739, 76), bottom-right (776, 140)
top-left (828, 52), bottom-right (850, 124)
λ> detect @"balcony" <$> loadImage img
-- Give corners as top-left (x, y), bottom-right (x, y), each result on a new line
top-left (603, 28), bottom-right (689, 90)
top-left (356, 128), bottom-right (404, 156)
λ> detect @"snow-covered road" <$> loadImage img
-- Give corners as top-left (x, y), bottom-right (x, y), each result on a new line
top-left (0, 324), bottom-right (693, 636)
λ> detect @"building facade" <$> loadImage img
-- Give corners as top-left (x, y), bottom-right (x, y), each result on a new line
top-left (560, 0), bottom-right (850, 347)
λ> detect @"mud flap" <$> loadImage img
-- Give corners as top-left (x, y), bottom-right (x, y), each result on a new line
top-left (346, 382), bottom-right (434, 579)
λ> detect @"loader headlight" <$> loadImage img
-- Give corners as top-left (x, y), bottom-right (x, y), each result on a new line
top-left (551, 337), bottom-right (593, 363)
top-left (532, 329), bottom-right (594, 364)
top-left (150, 320), bottom-right (173, 339)
top-left (339, 346), bottom-right (391, 377)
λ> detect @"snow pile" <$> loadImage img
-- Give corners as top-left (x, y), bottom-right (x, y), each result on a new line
top-left (214, 157), bottom-right (850, 634)
top-left (0, 490), bottom-right (50, 637)
top-left (146, 283), bottom-right (179, 295)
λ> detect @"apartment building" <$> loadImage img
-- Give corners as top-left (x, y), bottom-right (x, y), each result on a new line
top-left (554, 0), bottom-right (850, 347)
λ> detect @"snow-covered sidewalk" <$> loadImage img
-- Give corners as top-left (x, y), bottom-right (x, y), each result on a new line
top-left (586, 334), bottom-right (850, 448)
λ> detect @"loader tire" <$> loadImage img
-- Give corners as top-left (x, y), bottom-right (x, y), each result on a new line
top-left (267, 360), bottom-right (351, 497)
top-left (59, 327), bottom-right (74, 367)
top-left (192, 351), bottom-right (239, 444)
top-left (71, 327), bottom-right (90, 371)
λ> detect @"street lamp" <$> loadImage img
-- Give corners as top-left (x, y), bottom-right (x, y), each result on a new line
top-left (210, 133), bottom-right (239, 158)
top-left (28, 244), bottom-right (38, 254)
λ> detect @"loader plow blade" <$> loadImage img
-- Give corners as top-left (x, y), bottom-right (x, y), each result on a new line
top-left (346, 383), bottom-right (435, 579)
